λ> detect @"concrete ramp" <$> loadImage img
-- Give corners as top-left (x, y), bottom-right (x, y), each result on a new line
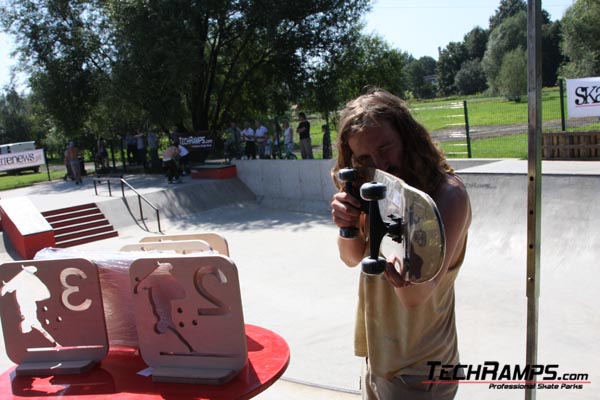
top-left (231, 159), bottom-right (600, 399)
top-left (96, 177), bottom-right (256, 232)
top-left (454, 173), bottom-right (599, 400)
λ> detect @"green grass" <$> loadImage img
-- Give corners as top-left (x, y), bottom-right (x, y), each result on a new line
top-left (441, 133), bottom-right (529, 159)
top-left (408, 87), bottom-right (565, 132)
top-left (0, 169), bottom-right (66, 191)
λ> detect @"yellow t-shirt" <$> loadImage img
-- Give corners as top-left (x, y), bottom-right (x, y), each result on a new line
top-left (354, 243), bottom-right (466, 380)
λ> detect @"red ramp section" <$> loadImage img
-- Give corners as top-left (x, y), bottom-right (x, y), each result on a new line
top-left (41, 203), bottom-right (118, 248)
top-left (191, 164), bottom-right (237, 179)
top-left (0, 197), bottom-right (55, 259)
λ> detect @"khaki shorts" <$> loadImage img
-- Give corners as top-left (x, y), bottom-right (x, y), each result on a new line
top-left (361, 359), bottom-right (459, 400)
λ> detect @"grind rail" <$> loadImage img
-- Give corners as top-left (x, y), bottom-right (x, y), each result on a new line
top-left (92, 176), bottom-right (162, 233)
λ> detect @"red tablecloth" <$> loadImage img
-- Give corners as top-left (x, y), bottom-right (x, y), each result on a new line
top-left (0, 324), bottom-right (289, 400)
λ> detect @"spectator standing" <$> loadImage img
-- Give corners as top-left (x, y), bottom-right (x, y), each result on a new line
top-left (283, 119), bottom-right (294, 158)
top-left (225, 122), bottom-right (242, 160)
top-left (134, 132), bottom-right (146, 168)
top-left (162, 140), bottom-right (180, 184)
top-left (254, 120), bottom-right (269, 159)
top-left (271, 121), bottom-right (282, 159)
top-left (147, 131), bottom-right (160, 170)
top-left (242, 121), bottom-right (256, 159)
top-left (297, 112), bottom-right (313, 159)
top-left (96, 137), bottom-right (109, 169)
top-left (178, 141), bottom-right (191, 176)
top-left (125, 133), bottom-right (136, 165)
top-left (322, 124), bottom-right (332, 159)
top-left (63, 143), bottom-right (72, 180)
top-left (64, 141), bottom-right (82, 185)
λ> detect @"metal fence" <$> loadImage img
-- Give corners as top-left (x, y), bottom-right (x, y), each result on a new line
top-left (411, 81), bottom-right (600, 159)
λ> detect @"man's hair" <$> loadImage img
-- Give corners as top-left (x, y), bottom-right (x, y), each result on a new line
top-left (299, 112), bottom-right (306, 119)
top-left (332, 88), bottom-right (453, 193)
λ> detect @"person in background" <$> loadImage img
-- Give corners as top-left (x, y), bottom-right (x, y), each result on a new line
top-left (162, 140), bottom-right (180, 184)
top-left (322, 124), bottom-right (332, 159)
top-left (177, 140), bottom-right (190, 176)
top-left (254, 120), bottom-right (268, 159)
top-left (64, 141), bottom-right (82, 185)
top-left (242, 121), bottom-right (256, 160)
top-left (225, 122), bottom-right (242, 160)
top-left (125, 132), bottom-right (136, 165)
top-left (271, 121), bottom-right (282, 159)
top-left (134, 131), bottom-right (146, 168)
top-left (283, 119), bottom-right (294, 158)
top-left (297, 112), bottom-right (313, 159)
top-left (63, 143), bottom-right (73, 181)
top-left (96, 137), bottom-right (109, 170)
top-left (147, 131), bottom-right (160, 170)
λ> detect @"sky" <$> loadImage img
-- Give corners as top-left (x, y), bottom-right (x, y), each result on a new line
top-left (363, 0), bottom-right (572, 59)
top-left (0, 0), bottom-right (573, 91)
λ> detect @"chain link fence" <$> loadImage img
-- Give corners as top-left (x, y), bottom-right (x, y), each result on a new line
top-left (411, 82), bottom-right (600, 159)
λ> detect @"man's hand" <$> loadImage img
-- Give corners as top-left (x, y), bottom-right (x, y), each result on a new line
top-left (331, 191), bottom-right (361, 231)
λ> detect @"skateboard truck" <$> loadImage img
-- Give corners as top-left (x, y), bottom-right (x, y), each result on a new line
top-left (359, 181), bottom-right (408, 276)
top-left (337, 168), bottom-right (360, 239)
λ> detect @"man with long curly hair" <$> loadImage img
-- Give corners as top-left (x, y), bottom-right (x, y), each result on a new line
top-left (330, 88), bottom-right (472, 399)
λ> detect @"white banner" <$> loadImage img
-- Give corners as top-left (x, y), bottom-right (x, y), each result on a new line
top-left (0, 149), bottom-right (45, 172)
top-left (566, 77), bottom-right (600, 118)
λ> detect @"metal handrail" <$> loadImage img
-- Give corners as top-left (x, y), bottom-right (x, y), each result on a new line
top-left (92, 176), bottom-right (161, 233)
top-left (93, 175), bottom-right (121, 197)
top-left (120, 179), bottom-right (162, 233)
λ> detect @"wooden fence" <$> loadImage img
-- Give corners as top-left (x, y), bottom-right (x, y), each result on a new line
top-left (542, 131), bottom-right (600, 160)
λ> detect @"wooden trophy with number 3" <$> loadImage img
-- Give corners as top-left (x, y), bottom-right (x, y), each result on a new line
top-left (0, 258), bottom-right (108, 376)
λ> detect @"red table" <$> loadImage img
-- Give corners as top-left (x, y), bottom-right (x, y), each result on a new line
top-left (0, 324), bottom-right (289, 399)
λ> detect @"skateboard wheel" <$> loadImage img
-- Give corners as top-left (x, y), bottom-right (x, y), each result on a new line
top-left (338, 168), bottom-right (358, 182)
top-left (361, 256), bottom-right (386, 275)
top-left (360, 182), bottom-right (386, 201)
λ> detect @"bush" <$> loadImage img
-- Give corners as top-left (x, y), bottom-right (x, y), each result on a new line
top-left (454, 60), bottom-right (488, 95)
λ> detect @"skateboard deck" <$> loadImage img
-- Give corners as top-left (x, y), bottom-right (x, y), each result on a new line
top-left (361, 168), bottom-right (446, 283)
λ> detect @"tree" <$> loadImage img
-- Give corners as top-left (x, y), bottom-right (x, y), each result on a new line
top-left (306, 33), bottom-right (410, 123)
top-left (488, 0), bottom-right (549, 31)
top-left (436, 42), bottom-right (468, 96)
top-left (463, 27), bottom-right (489, 61)
top-left (0, 86), bottom-right (30, 144)
top-left (454, 60), bottom-right (487, 95)
top-left (497, 47), bottom-right (527, 101)
top-left (489, 0), bottom-right (527, 31)
top-left (2, 0), bottom-right (371, 141)
top-left (1, 0), bottom-right (107, 139)
top-left (482, 10), bottom-right (527, 94)
top-left (108, 0), bottom-right (370, 133)
top-left (0, 85), bottom-right (50, 150)
top-left (542, 20), bottom-right (563, 86)
top-left (406, 56), bottom-right (437, 99)
top-left (560, 0), bottom-right (600, 78)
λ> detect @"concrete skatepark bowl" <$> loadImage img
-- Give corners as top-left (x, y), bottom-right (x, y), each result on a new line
top-left (0, 158), bottom-right (598, 399)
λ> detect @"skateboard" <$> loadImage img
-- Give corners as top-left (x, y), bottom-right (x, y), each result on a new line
top-left (358, 168), bottom-right (446, 284)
